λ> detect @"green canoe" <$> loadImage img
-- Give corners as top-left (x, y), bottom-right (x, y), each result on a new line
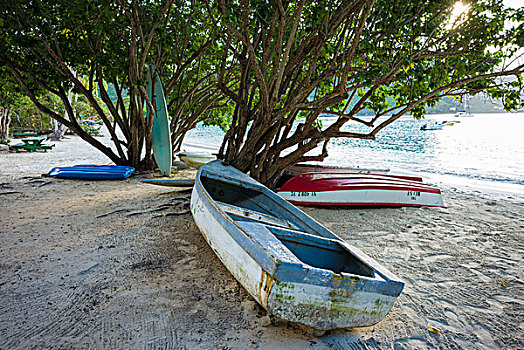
top-left (146, 65), bottom-right (172, 176)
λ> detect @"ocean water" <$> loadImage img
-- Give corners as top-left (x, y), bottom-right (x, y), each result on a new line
top-left (183, 113), bottom-right (524, 193)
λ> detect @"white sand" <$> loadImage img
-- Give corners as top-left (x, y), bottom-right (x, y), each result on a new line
top-left (1, 134), bottom-right (522, 349)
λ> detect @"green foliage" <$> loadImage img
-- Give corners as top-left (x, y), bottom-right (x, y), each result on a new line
top-left (345, 0), bottom-right (524, 118)
top-left (10, 95), bottom-right (52, 130)
top-left (0, 0), bottom-right (214, 168)
top-left (202, 106), bottom-right (233, 132)
top-left (78, 121), bottom-right (102, 137)
top-left (0, 66), bottom-right (53, 131)
top-left (0, 66), bottom-right (42, 114)
top-left (215, 0), bottom-right (522, 126)
top-left (1, 0), bottom-right (522, 178)
top-left (207, 0), bottom-right (523, 184)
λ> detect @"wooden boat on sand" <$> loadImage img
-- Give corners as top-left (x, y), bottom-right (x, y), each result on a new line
top-left (191, 160), bottom-right (404, 331)
top-left (278, 173), bottom-right (444, 207)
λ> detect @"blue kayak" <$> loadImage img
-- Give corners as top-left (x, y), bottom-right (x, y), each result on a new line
top-left (48, 165), bottom-right (135, 180)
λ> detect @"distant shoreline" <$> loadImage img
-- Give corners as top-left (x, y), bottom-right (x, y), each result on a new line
top-left (180, 138), bottom-right (524, 203)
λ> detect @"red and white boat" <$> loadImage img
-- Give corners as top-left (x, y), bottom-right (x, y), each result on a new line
top-left (278, 173), bottom-right (444, 207)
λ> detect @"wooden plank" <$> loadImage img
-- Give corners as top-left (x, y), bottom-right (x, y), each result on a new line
top-left (215, 201), bottom-right (300, 230)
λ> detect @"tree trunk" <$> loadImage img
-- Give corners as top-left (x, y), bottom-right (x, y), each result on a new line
top-left (0, 108), bottom-right (11, 140)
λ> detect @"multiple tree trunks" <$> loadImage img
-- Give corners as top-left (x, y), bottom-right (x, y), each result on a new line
top-left (1, 1), bottom-right (522, 183)
top-left (1, 0), bottom-right (220, 173)
top-left (213, 1), bottom-right (523, 186)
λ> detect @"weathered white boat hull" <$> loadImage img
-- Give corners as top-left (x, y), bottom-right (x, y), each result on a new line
top-left (192, 183), bottom-right (400, 329)
top-left (268, 281), bottom-right (399, 330)
top-left (191, 186), bottom-right (272, 307)
top-left (191, 162), bottom-right (404, 330)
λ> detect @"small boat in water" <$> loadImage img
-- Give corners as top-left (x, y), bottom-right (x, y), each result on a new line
top-left (278, 173), bottom-right (444, 207)
top-left (177, 151), bottom-right (216, 168)
top-left (453, 96), bottom-right (474, 117)
top-left (191, 160), bottom-right (404, 331)
top-left (454, 111), bottom-right (473, 118)
top-left (420, 120), bottom-right (446, 130)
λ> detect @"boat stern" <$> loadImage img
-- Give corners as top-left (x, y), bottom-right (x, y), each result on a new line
top-left (266, 267), bottom-right (404, 330)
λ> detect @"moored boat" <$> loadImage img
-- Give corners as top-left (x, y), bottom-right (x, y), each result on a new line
top-left (420, 120), bottom-right (446, 130)
top-left (454, 111), bottom-right (473, 117)
top-left (191, 160), bottom-right (404, 331)
top-left (454, 97), bottom-right (474, 117)
top-left (278, 173), bottom-right (444, 207)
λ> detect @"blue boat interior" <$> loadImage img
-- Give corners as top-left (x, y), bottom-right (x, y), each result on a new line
top-left (267, 226), bottom-right (374, 276)
top-left (201, 176), bottom-right (374, 277)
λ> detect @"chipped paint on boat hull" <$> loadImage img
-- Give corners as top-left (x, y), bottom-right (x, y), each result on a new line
top-left (191, 181), bottom-right (273, 308)
top-left (190, 160), bottom-right (404, 331)
top-left (268, 280), bottom-right (398, 330)
top-left (193, 184), bottom-right (395, 329)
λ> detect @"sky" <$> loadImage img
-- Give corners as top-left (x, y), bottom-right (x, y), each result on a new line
top-left (503, 0), bottom-right (523, 9)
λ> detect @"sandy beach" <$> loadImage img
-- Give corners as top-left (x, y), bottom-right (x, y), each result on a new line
top-left (1, 134), bottom-right (523, 349)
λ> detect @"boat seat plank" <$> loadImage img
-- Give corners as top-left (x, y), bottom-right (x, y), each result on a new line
top-left (216, 201), bottom-right (300, 230)
top-left (215, 200), bottom-right (342, 250)
top-left (236, 221), bottom-right (375, 276)
top-left (266, 225), bottom-right (341, 251)
top-left (235, 221), bottom-right (302, 265)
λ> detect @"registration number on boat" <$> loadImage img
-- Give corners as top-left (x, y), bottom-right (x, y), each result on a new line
top-left (407, 191), bottom-right (421, 196)
top-left (290, 191), bottom-right (317, 197)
